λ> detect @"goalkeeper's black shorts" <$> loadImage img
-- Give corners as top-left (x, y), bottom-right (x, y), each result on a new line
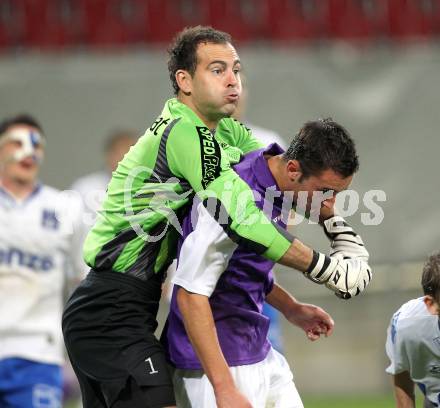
top-left (62, 269), bottom-right (176, 408)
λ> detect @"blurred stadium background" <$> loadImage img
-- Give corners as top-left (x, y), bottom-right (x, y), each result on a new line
top-left (1, 0), bottom-right (439, 406)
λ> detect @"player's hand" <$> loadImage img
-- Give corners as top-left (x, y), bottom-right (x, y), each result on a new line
top-left (325, 255), bottom-right (372, 299)
top-left (305, 215), bottom-right (372, 299)
top-left (305, 252), bottom-right (372, 299)
top-left (215, 386), bottom-right (253, 408)
top-left (284, 302), bottom-right (334, 341)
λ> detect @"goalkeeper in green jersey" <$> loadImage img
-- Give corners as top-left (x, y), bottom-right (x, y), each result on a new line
top-left (62, 26), bottom-right (372, 408)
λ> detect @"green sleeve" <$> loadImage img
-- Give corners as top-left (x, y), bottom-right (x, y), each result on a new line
top-left (217, 118), bottom-right (264, 154)
top-left (167, 121), bottom-right (292, 261)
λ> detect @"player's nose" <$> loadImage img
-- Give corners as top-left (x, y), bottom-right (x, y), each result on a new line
top-left (225, 68), bottom-right (238, 87)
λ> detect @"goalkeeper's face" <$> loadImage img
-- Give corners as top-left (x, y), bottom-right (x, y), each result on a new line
top-left (181, 42), bottom-right (242, 128)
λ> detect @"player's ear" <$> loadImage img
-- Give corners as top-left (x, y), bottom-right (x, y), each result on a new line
top-left (175, 69), bottom-right (192, 95)
top-left (287, 159), bottom-right (302, 183)
top-left (424, 295), bottom-right (440, 315)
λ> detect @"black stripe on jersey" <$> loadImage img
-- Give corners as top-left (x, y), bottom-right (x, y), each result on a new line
top-left (197, 126), bottom-right (221, 190)
top-left (124, 204), bottom-right (187, 280)
top-left (202, 197), bottom-right (268, 255)
top-left (94, 119), bottom-right (182, 274)
top-left (94, 222), bottom-right (174, 281)
top-left (125, 221), bottom-right (171, 280)
top-left (144, 118), bottom-right (181, 184)
top-left (94, 227), bottom-right (139, 271)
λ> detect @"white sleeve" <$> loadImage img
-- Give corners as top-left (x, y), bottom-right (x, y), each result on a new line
top-left (61, 191), bottom-right (89, 281)
top-left (172, 203), bottom-right (238, 297)
top-left (385, 311), bottom-right (409, 375)
top-left (70, 210), bottom-right (89, 281)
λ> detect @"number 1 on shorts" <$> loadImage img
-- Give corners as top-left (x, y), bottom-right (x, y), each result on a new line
top-left (145, 357), bottom-right (159, 374)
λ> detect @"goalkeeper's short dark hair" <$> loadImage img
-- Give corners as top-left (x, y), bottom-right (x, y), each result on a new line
top-left (283, 118), bottom-right (359, 180)
top-left (167, 26), bottom-right (232, 95)
top-left (0, 113), bottom-right (44, 136)
top-left (422, 251), bottom-right (440, 305)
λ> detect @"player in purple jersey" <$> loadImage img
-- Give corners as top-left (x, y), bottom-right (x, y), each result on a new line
top-left (163, 119), bottom-right (371, 407)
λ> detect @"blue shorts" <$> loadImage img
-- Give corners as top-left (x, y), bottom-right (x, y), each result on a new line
top-left (0, 358), bottom-right (62, 408)
top-left (262, 302), bottom-right (284, 353)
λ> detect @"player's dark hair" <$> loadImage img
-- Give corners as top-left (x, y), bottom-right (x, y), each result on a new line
top-left (104, 129), bottom-right (137, 153)
top-left (167, 26), bottom-right (232, 95)
top-left (283, 118), bottom-right (359, 179)
top-left (0, 114), bottom-right (44, 136)
top-left (422, 251), bottom-right (440, 305)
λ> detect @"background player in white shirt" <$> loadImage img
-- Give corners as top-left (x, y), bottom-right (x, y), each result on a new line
top-left (386, 251), bottom-right (440, 408)
top-left (70, 129), bottom-right (137, 227)
top-left (0, 114), bottom-right (86, 407)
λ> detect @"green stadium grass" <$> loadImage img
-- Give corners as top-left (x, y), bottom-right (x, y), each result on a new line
top-left (65, 392), bottom-right (425, 407)
top-left (302, 392), bottom-right (424, 408)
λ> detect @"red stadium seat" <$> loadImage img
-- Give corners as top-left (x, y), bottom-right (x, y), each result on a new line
top-left (2, 0), bottom-right (440, 50)
top-left (265, 0), bottom-right (329, 42)
top-left (327, 0), bottom-right (388, 41)
top-left (387, 0), bottom-right (440, 40)
top-left (146, 0), bottom-right (210, 44)
top-left (207, 0), bottom-right (267, 43)
top-left (83, 0), bottom-right (149, 47)
top-left (0, 0), bottom-right (27, 49)
top-left (21, 0), bottom-right (84, 49)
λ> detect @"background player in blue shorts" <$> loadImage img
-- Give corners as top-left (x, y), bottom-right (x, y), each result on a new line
top-left (0, 114), bottom-right (86, 407)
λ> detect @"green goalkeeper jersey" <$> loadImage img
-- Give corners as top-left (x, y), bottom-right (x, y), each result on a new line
top-left (83, 98), bottom-right (292, 280)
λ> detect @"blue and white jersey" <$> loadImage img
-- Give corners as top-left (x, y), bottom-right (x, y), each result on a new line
top-left (70, 170), bottom-right (110, 226)
top-left (386, 297), bottom-right (440, 405)
top-left (0, 184), bottom-right (87, 365)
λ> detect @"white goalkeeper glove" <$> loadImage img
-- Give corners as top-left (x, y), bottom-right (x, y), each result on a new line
top-left (304, 216), bottom-right (372, 299)
top-left (323, 215), bottom-right (369, 261)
